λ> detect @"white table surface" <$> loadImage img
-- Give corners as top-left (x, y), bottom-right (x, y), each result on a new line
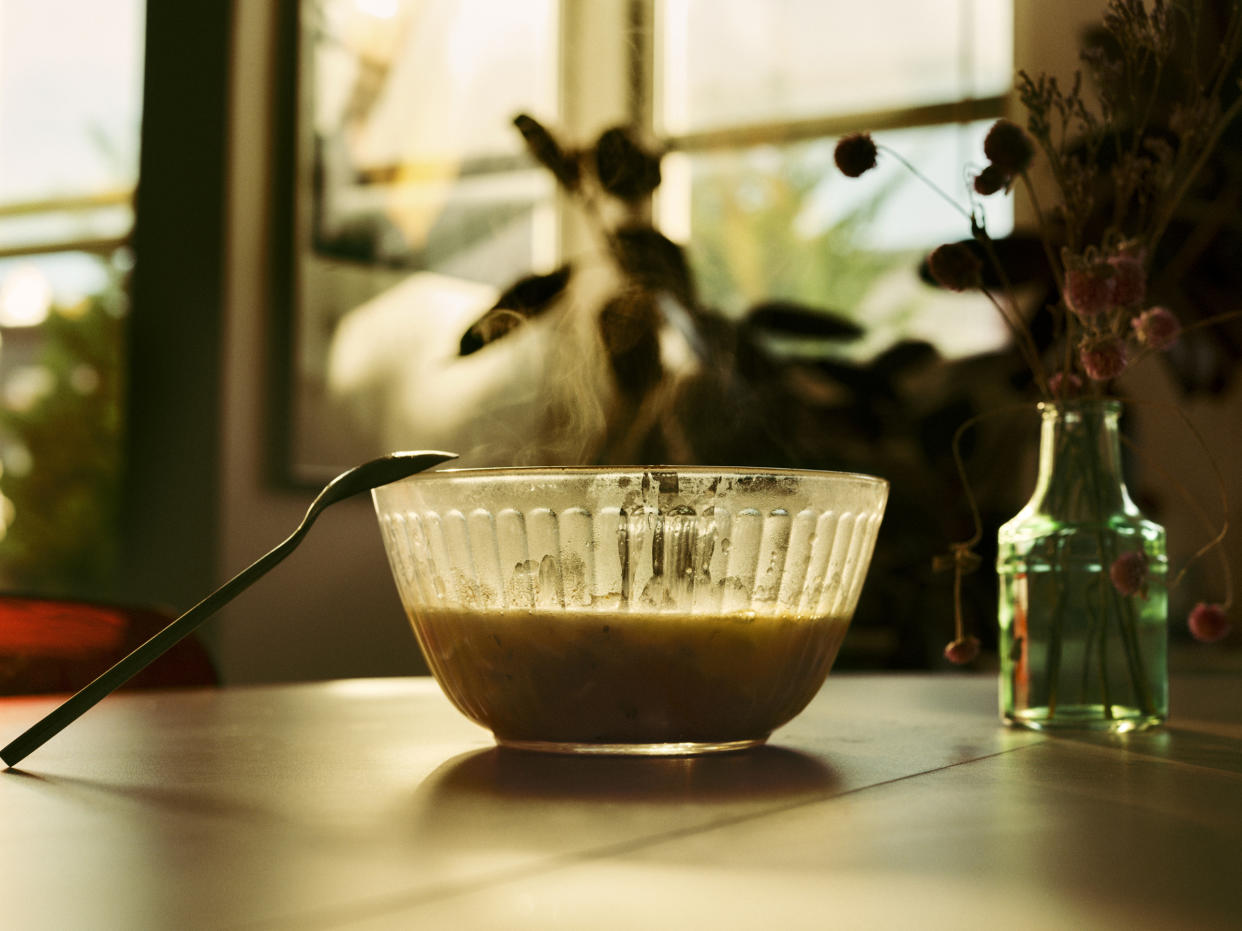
top-left (2, 672), bottom-right (1239, 930)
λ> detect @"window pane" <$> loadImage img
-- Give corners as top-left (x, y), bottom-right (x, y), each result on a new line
top-left (666, 121), bottom-right (1011, 359)
top-left (0, 0), bottom-right (144, 201)
top-left (660, 0), bottom-right (1013, 134)
top-left (0, 0), bottom-right (142, 595)
top-left (310, 0), bottom-right (558, 285)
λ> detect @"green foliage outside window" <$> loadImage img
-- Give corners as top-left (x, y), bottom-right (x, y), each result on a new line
top-left (684, 141), bottom-right (922, 357)
top-left (0, 274), bottom-right (126, 597)
top-left (689, 147), bottom-right (892, 315)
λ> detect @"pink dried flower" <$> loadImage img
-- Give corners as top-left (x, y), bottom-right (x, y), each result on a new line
top-left (1188, 602), bottom-right (1232, 643)
top-left (1109, 550), bottom-right (1148, 597)
top-left (1107, 252), bottom-right (1146, 306)
top-left (1048, 371), bottom-right (1084, 399)
top-left (1132, 306), bottom-right (1181, 351)
top-left (834, 133), bottom-right (878, 178)
top-left (1079, 337), bottom-right (1128, 381)
top-left (973, 164), bottom-right (1008, 196)
top-left (1065, 263), bottom-right (1116, 318)
top-left (944, 636), bottom-right (981, 665)
top-left (927, 243), bottom-right (982, 291)
top-left (983, 119), bottom-right (1034, 175)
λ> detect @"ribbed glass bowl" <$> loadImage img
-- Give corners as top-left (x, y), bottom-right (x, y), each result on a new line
top-left (373, 466), bottom-right (889, 755)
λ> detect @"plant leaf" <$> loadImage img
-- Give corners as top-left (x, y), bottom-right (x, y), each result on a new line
top-left (458, 265), bottom-right (573, 356)
top-left (459, 310), bottom-right (525, 356)
top-left (918, 233), bottom-right (1051, 290)
top-left (613, 225), bottom-right (697, 311)
top-left (512, 113), bottom-right (580, 191)
top-left (491, 265), bottom-right (572, 315)
top-left (870, 339), bottom-right (939, 375)
top-left (812, 357), bottom-right (892, 399)
top-left (594, 126), bottom-right (662, 201)
top-left (598, 292), bottom-right (663, 400)
top-left (744, 300), bottom-right (865, 341)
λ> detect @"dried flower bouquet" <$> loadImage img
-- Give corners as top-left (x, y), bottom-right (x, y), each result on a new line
top-left (836, 0), bottom-right (1240, 719)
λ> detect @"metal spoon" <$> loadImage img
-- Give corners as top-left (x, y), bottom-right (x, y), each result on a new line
top-left (1, 450), bottom-right (457, 768)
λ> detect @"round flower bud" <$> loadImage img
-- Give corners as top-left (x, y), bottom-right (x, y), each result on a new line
top-left (1107, 251), bottom-right (1146, 307)
top-left (1079, 337), bottom-right (1128, 381)
top-left (983, 119), bottom-right (1034, 175)
top-left (1132, 306), bottom-right (1181, 351)
top-left (1109, 550), bottom-right (1148, 597)
top-left (973, 163), bottom-right (1008, 196)
top-left (927, 242), bottom-right (983, 291)
top-left (1188, 602), bottom-right (1231, 643)
top-left (1065, 263), bottom-right (1116, 318)
top-left (834, 133), bottom-right (878, 178)
top-left (944, 636), bottom-right (981, 665)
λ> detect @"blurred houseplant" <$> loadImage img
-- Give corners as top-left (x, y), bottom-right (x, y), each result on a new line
top-left (0, 276), bottom-right (126, 598)
top-left (836, 0), bottom-right (1241, 730)
top-left (455, 112), bottom-right (981, 668)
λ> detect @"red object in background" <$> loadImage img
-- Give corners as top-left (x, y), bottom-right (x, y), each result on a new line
top-left (0, 595), bottom-right (217, 695)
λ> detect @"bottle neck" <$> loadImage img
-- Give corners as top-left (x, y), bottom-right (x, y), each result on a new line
top-left (1028, 400), bottom-right (1135, 521)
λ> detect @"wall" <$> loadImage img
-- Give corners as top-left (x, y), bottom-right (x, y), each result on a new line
top-left (214, 1), bottom-right (428, 683)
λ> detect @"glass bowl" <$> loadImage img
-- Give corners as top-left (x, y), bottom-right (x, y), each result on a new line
top-left (373, 466), bottom-right (889, 755)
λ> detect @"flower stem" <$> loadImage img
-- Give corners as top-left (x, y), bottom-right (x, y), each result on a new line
top-left (1076, 409), bottom-right (1153, 716)
top-left (1018, 169), bottom-right (1065, 297)
top-left (1148, 92), bottom-right (1242, 251)
top-left (1084, 592), bottom-right (1112, 715)
top-left (1097, 613), bottom-right (1113, 719)
top-left (877, 144), bottom-right (974, 223)
top-left (1046, 537), bottom-right (1067, 719)
top-left (1118, 399), bottom-right (1234, 609)
top-left (974, 230), bottom-right (1053, 398)
top-left (982, 290), bottom-right (1049, 395)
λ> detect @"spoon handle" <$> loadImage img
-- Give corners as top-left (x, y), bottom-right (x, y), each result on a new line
top-left (2, 450), bottom-right (455, 768)
top-left (1, 527), bottom-right (309, 767)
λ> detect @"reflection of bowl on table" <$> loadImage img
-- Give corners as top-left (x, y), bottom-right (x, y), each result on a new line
top-left (373, 466), bottom-right (888, 755)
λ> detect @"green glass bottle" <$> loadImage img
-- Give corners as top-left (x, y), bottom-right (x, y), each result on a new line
top-left (997, 400), bottom-right (1167, 732)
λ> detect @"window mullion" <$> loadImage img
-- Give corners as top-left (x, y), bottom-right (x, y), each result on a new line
top-left (556, 0), bottom-right (642, 262)
top-left (664, 95), bottom-right (1009, 154)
